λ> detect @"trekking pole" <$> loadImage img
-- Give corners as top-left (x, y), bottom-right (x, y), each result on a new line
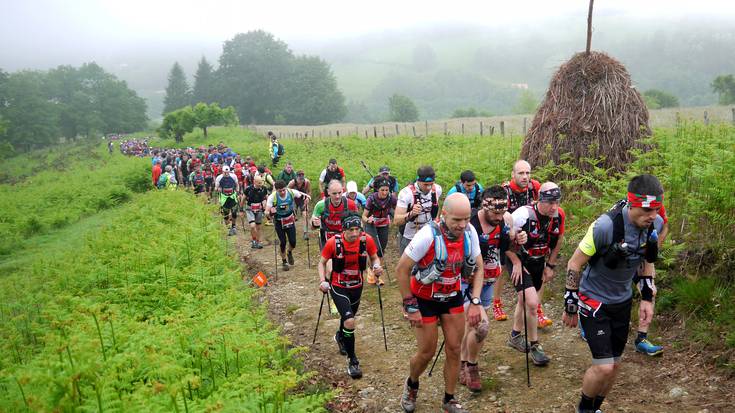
top-left (428, 338), bottom-right (445, 377)
top-left (522, 281), bottom-right (531, 387)
top-left (373, 233), bottom-right (392, 284)
top-left (312, 292), bottom-right (326, 344)
top-left (376, 284), bottom-right (388, 351)
top-left (359, 160), bottom-right (375, 180)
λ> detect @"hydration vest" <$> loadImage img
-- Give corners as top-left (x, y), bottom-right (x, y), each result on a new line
top-left (454, 182), bottom-right (482, 209)
top-left (590, 200), bottom-right (657, 268)
top-left (399, 183), bottom-right (439, 236)
top-left (411, 221), bottom-right (475, 301)
top-left (193, 173), bottom-right (205, 186)
top-left (521, 204), bottom-right (563, 259)
top-left (472, 211), bottom-right (510, 281)
top-left (330, 233), bottom-right (368, 288)
top-left (503, 180), bottom-right (539, 213)
top-left (321, 196), bottom-right (351, 233)
top-left (274, 189), bottom-right (295, 217)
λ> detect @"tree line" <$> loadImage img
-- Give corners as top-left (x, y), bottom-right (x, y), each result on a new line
top-left (163, 30), bottom-right (347, 126)
top-left (0, 63), bottom-right (147, 154)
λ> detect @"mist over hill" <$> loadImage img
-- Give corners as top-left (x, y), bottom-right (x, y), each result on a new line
top-left (2, 15), bottom-right (733, 122)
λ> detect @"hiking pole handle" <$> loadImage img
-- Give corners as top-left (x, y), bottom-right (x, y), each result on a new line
top-left (428, 338), bottom-right (445, 377)
top-left (312, 293), bottom-right (326, 344)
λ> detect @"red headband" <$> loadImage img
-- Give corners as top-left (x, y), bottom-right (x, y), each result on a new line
top-left (627, 192), bottom-right (663, 208)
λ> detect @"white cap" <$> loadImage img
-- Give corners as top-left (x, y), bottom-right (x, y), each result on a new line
top-left (346, 181), bottom-right (358, 194)
top-left (222, 165), bottom-right (230, 172)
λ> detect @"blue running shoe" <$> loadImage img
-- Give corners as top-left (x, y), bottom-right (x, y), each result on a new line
top-left (635, 339), bottom-right (663, 356)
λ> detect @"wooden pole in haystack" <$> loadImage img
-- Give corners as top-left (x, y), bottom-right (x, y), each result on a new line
top-left (520, 0), bottom-right (650, 174)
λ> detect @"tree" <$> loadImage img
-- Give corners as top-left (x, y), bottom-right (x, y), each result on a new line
top-left (192, 102), bottom-right (238, 138)
top-left (451, 107), bottom-right (492, 118)
top-left (216, 31), bottom-right (293, 123)
top-left (388, 94), bottom-right (419, 122)
top-left (192, 57), bottom-right (214, 105)
top-left (0, 71), bottom-right (60, 151)
top-left (711, 74), bottom-right (735, 105)
top-left (513, 90), bottom-right (538, 115)
top-left (280, 55), bottom-right (347, 124)
top-left (643, 89), bottom-right (679, 108)
top-left (163, 62), bottom-right (191, 115)
top-left (158, 106), bottom-right (195, 142)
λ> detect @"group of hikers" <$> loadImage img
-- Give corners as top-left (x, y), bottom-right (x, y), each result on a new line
top-left (144, 137), bottom-right (670, 413)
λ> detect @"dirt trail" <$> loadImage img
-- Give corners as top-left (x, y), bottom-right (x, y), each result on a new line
top-left (235, 224), bottom-right (732, 413)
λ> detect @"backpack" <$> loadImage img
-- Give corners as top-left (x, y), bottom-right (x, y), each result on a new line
top-left (220, 174), bottom-right (237, 196)
top-left (331, 233), bottom-right (368, 278)
top-left (193, 173), bottom-right (205, 186)
top-left (590, 200), bottom-right (657, 268)
top-left (277, 143), bottom-right (285, 156)
top-left (413, 221), bottom-right (475, 285)
top-left (399, 183), bottom-right (439, 236)
top-left (454, 182), bottom-right (482, 209)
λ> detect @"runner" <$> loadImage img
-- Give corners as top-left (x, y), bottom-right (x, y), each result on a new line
top-left (318, 213), bottom-right (383, 379)
top-left (268, 131), bottom-right (281, 167)
top-left (447, 170), bottom-right (484, 210)
top-left (152, 159), bottom-right (162, 188)
top-left (243, 176), bottom-right (269, 248)
top-left (277, 161), bottom-right (298, 183)
top-left (311, 180), bottom-right (360, 250)
top-left (215, 165), bottom-right (240, 236)
top-left (396, 193), bottom-right (484, 413)
top-left (318, 159), bottom-right (346, 198)
top-left (362, 177), bottom-right (397, 285)
top-left (459, 185), bottom-right (526, 392)
top-left (266, 180), bottom-right (311, 271)
top-left (345, 181), bottom-right (367, 210)
top-left (204, 161), bottom-right (215, 200)
top-left (157, 165), bottom-right (177, 190)
top-left (362, 165), bottom-right (400, 195)
top-left (394, 165), bottom-right (443, 256)
top-left (507, 182), bottom-right (565, 366)
top-left (494, 160), bottom-right (542, 323)
top-left (287, 170), bottom-right (312, 239)
top-left (188, 165), bottom-right (206, 196)
top-left (563, 174), bottom-right (664, 413)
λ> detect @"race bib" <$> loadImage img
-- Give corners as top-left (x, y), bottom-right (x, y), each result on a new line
top-left (373, 217), bottom-right (390, 227)
top-left (279, 214), bottom-right (296, 228)
top-left (250, 203), bottom-right (262, 211)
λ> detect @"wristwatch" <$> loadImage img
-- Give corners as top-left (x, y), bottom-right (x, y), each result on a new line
top-left (470, 297), bottom-right (481, 306)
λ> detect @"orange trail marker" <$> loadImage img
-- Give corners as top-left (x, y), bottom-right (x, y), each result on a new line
top-left (252, 271), bottom-right (268, 287)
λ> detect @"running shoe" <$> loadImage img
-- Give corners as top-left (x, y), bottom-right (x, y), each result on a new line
top-left (228, 227), bottom-right (237, 236)
top-left (529, 343), bottom-right (550, 366)
top-left (347, 357), bottom-right (362, 379)
top-left (287, 250), bottom-right (294, 265)
top-left (282, 262), bottom-right (289, 271)
top-left (465, 364), bottom-right (482, 393)
top-left (255, 241), bottom-right (264, 249)
top-left (492, 300), bottom-right (508, 321)
top-left (400, 379), bottom-right (418, 413)
top-left (458, 363), bottom-right (467, 386)
top-left (442, 398), bottom-right (469, 413)
top-left (334, 331), bottom-right (347, 356)
top-left (507, 332), bottom-right (529, 353)
top-left (635, 339), bottom-right (663, 356)
top-left (537, 304), bottom-right (552, 328)
top-left (251, 240), bottom-right (257, 249)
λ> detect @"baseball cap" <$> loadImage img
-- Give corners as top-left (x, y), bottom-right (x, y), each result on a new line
top-left (222, 165), bottom-right (230, 172)
top-left (346, 181), bottom-right (358, 194)
top-left (379, 166), bottom-right (390, 173)
top-left (329, 159), bottom-right (337, 165)
top-left (296, 169), bottom-right (305, 176)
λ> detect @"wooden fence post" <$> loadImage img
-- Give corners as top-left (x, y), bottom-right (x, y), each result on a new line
top-left (395, 124), bottom-right (400, 135)
top-left (365, 130), bottom-right (369, 138)
top-left (382, 126), bottom-right (386, 137)
top-left (704, 111), bottom-right (709, 125)
top-left (500, 121), bottom-right (505, 137)
top-left (425, 120), bottom-right (429, 137)
top-left (732, 107), bottom-right (735, 125)
top-left (480, 121), bottom-right (484, 136)
top-left (490, 126), bottom-right (495, 135)
top-left (356, 126), bottom-right (359, 136)
top-left (336, 130), bottom-right (340, 137)
top-left (412, 125), bottom-right (416, 137)
top-left (373, 126), bottom-right (377, 138)
top-left (444, 122), bottom-right (448, 136)
top-left (461, 123), bottom-right (465, 135)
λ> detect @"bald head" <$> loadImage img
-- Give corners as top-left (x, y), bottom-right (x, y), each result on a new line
top-left (443, 192), bottom-right (471, 216)
top-left (512, 160), bottom-right (532, 188)
top-left (539, 182), bottom-right (558, 193)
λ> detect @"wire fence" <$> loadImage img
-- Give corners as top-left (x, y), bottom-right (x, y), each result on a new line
top-left (246, 105), bottom-right (735, 139)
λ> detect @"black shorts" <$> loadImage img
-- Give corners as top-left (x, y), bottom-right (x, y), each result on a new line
top-left (330, 285), bottom-right (362, 322)
top-left (205, 177), bottom-right (214, 189)
top-left (579, 296), bottom-right (632, 365)
top-left (416, 294), bottom-right (464, 324)
top-left (513, 257), bottom-right (545, 292)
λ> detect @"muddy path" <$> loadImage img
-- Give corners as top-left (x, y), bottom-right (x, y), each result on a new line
top-left (235, 223), bottom-right (732, 413)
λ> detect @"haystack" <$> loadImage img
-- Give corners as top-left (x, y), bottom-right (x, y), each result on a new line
top-left (521, 51), bottom-right (651, 172)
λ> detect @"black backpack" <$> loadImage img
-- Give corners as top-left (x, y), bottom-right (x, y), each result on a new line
top-left (277, 143), bottom-right (285, 156)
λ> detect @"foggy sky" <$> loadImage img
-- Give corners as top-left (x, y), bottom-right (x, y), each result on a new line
top-left (2, 0), bottom-right (735, 71)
